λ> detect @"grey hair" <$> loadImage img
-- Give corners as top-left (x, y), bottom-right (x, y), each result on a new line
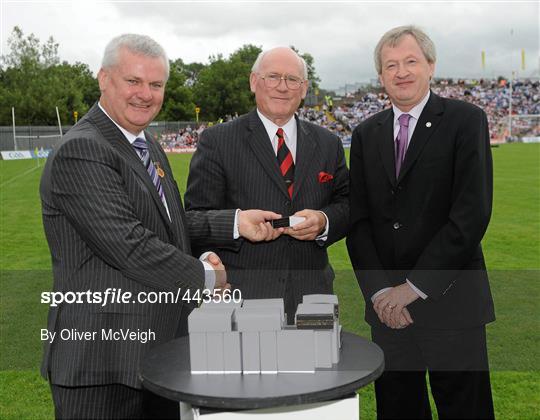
top-left (101, 34), bottom-right (169, 79)
top-left (251, 47), bottom-right (308, 80)
top-left (374, 25), bottom-right (436, 74)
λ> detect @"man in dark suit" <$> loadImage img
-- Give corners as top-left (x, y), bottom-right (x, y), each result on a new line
top-left (40, 34), bottom-right (272, 419)
top-left (185, 47), bottom-right (349, 323)
top-left (346, 26), bottom-right (495, 419)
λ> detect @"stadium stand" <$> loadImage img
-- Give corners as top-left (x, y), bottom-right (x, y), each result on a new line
top-left (298, 78), bottom-right (539, 145)
top-left (2, 79), bottom-right (538, 156)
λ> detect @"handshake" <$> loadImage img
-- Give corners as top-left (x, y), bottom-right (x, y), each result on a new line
top-left (201, 209), bottom-right (328, 295)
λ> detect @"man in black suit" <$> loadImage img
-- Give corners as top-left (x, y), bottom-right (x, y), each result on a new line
top-left (185, 47), bottom-right (349, 323)
top-left (40, 34), bottom-right (273, 419)
top-left (346, 26), bottom-right (495, 419)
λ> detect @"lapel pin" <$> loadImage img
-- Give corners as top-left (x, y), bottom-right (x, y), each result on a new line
top-left (426, 122), bottom-right (432, 128)
top-left (154, 162), bottom-right (165, 178)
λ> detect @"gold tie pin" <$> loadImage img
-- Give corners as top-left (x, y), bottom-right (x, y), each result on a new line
top-left (154, 162), bottom-right (165, 178)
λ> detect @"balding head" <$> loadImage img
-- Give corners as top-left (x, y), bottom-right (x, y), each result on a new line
top-left (252, 47), bottom-right (308, 80)
top-left (250, 47), bottom-right (309, 126)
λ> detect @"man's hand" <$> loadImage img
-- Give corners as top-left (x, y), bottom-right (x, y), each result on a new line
top-left (202, 252), bottom-right (230, 295)
top-left (373, 284), bottom-right (418, 329)
top-left (396, 307), bottom-right (414, 329)
top-left (238, 209), bottom-right (283, 242)
top-left (284, 209), bottom-right (326, 241)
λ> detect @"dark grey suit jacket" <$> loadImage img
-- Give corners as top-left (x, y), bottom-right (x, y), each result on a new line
top-left (347, 92), bottom-right (495, 329)
top-left (40, 104), bottom-right (235, 388)
top-left (185, 110), bottom-right (349, 312)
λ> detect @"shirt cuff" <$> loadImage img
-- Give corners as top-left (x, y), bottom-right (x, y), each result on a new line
top-left (233, 209), bottom-right (240, 239)
top-left (199, 252), bottom-right (216, 290)
top-left (371, 287), bottom-right (392, 303)
top-left (315, 211), bottom-right (329, 241)
top-left (406, 279), bottom-right (427, 300)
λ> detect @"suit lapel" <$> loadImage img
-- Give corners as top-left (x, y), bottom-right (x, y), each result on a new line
top-left (397, 92), bottom-right (444, 183)
top-left (145, 137), bottom-right (188, 249)
top-left (292, 118), bottom-right (316, 200)
top-left (147, 138), bottom-right (192, 252)
top-left (245, 110), bottom-right (290, 199)
top-left (87, 104), bottom-right (174, 232)
top-left (376, 109), bottom-right (397, 186)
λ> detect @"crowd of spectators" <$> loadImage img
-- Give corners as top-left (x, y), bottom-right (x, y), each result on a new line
top-left (434, 79), bottom-right (539, 140)
top-left (158, 79), bottom-right (539, 149)
top-left (158, 125), bottom-right (205, 150)
top-left (301, 78), bottom-right (539, 144)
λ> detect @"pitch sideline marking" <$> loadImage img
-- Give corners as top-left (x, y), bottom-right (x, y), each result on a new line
top-left (0, 164), bottom-right (42, 189)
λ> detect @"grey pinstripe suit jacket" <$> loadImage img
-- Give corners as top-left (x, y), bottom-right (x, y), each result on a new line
top-left (40, 104), bottom-right (235, 388)
top-left (185, 110), bottom-right (349, 309)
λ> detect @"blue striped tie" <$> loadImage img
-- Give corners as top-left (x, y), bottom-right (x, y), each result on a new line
top-left (133, 137), bottom-right (166, 206)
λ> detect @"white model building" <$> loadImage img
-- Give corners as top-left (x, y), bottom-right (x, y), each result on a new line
top-left (188, 295), bottom-right (342, 374)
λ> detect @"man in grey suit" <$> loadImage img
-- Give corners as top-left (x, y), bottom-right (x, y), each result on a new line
top-left (185, 47), bottom-right (349, 323)
top-left (40, 34), bottom-right (275, 419)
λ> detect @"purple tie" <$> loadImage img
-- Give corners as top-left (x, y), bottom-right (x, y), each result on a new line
top-left (133, 137), bottom-right (167, 207)
top-left (395, 113), bottom-right (411, 177)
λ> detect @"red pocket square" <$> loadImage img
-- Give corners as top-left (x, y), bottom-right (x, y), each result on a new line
top-left (318, 171), bottom-right (334, 183)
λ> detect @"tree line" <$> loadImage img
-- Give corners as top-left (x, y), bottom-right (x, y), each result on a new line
top-left (0, 27), bottom-right (320, 125)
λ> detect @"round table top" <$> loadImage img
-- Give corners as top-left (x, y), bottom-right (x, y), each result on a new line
top-left (140, 331), bottom-right (384, 410)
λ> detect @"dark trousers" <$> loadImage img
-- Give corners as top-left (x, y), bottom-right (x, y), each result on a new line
top-left (372, 324), bottom-right (494, 419)
top-left (50, 383), bottom-right (179, 419)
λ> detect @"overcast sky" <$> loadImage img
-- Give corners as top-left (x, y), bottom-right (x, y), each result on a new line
top-left (1, 1), bottom-right (538, 89)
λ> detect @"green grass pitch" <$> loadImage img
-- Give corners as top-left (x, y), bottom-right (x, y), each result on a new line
top-left (0, 144), bottom-right (538, 418)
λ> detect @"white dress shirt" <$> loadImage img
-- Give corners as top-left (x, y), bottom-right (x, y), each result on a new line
top-left (257, 109), bottom-right (298, 162)
top-left (233, 110), bottom-right (329, 240)
top-left (392, 90), bottom-right (431, 150)
top-left (371, 91), bottom-right (431, 302)
top-left (98, 103), bottom-right (171, 220)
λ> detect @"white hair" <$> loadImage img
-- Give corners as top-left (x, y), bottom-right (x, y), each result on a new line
top-left (101, 33), bottom-right (169, 79)
top-left (251, 47), bottom-right (308, 80)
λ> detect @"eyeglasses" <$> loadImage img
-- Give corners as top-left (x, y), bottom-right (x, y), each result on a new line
top-left (258, 73), bottom-right (305, 90)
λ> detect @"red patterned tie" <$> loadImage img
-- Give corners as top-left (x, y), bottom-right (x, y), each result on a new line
top-left (276, 128), bottom-right (294, 198)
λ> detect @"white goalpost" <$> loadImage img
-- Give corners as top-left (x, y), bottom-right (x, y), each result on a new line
top-left (11, 107), bottom-right (63, 165)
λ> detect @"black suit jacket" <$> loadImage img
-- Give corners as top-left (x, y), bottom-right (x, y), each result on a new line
top-left (40, 104), bottom-right (234, 388)
top-left (347, 93), bottom-right (495, 329)
top-left (185, 110), bottom-right (349, 307)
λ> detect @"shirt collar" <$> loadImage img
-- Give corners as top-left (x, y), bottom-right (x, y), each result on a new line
top-left (392, 90), bottom-right (431, 123)
top-left (257, 109), bottom-right (297, 142)
top-left (98, 102), bottom-right (146, 144)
